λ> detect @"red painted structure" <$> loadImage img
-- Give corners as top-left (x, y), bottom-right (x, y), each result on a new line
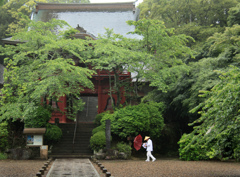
top-left (1, 2), bottom-right (139, 124)
top-left (49, 69), bottom-right (131, 123)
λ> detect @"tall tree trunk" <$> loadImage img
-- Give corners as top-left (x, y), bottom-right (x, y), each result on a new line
top-left (113, 67), bottom-right (121, 108)
top-left (108, 72), bottom-right (115, 110)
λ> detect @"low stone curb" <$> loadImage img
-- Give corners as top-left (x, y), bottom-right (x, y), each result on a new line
top-left (91, 157), bottom-right (114, 177)
top-left (35, 158), bottom-right (53, 177)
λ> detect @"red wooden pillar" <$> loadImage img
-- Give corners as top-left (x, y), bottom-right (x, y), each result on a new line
top-left (62, 95), bottom-right (67, 123)
top-left (98, 79), bottom-right (102, 113)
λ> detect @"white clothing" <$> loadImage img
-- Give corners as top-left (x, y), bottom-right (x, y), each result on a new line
top-left (146, 151), bottom-right (156, 161)
top-left (146, 139), bottom-right (153, 151)
top-left (142, 143), bottom-right (147, 149)
top-left (145, 139), bottom-right (156, 161)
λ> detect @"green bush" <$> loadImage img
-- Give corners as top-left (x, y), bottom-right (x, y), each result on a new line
top-left (116, 142), bottom-right (132, 158)
top-left (44, 123), bottom-right (62, 144)
top-left (101, 101), bottom-right (165, 139)
top-left (178, 133), bottom-right (208, 161)
top-left (94, 112), bottom-right (109, 126)
top-left (0, 153), bottom-right (7, 160)
top-left (92, 125), bottom-right (105, 135)
top-left (0, 122), bottom-right (9, 152)
top-left (90, 131), bottom-right (106, 152)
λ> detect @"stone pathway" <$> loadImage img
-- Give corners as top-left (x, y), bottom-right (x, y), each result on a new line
top-left (46, 159), bottom-right (100, 177)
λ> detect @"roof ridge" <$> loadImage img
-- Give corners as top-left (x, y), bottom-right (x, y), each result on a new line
top-left (36, 2), bottom-right (136, 12)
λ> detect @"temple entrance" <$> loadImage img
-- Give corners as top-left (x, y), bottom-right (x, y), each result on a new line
top-left (77, 96), bottom-right (98, 123)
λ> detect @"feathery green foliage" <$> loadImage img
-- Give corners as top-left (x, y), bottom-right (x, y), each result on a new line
top-left (179, 66), bottom-right (240, 161)
top-left (139, 0), bottom-right (240, 28)
top-left (0, 122), bottom-right (9, 152)
top-left (0, 19), bottom-right (94, 122)
top-left (127, 19), bottom-right (194, 92)
top-left (87, 29), bottom-right (150, 108)
top-left (228, 3), bottom-right (240, 27)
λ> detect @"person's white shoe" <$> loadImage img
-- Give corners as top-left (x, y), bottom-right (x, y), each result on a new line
top-left (145, 160), bottom-right (150, 162)
top-left (152, 158), bottom-right (156, 162)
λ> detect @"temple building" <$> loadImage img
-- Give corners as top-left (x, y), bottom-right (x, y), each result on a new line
top-left (1, 1), bottom-right (151, 156)
top-left (30, 1), bottom-right (142, 124)
top-left (1, 1), bottom-right (145, 123)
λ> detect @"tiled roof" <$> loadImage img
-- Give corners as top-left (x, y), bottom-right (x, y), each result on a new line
top-left (32, 2), bottom-right (141, 39)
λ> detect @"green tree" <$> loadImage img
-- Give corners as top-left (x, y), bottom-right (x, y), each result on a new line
top-left (138, 0), bottom-right (239, 50)
top-left (0, 0), bottom-right (6, 6)
top-left (0, 19), bottom-right (94, 122)
top-left (127, 19), bottom-right (193, 92)
top-left (1, 0), bottom-right (47, 36)
top-left (0, 0), bottom-right (90, 42)
top-left (164, 25), bottom-right (240, 127)
top-left (139, 0), bottom-right (240, 28)
top-left (228, 3), bottom-right (240, 26)
top-left (178, 25), bottom-right (240, 161)
top-left (88, 29), bottom-right (150, 108)
top-left (0, 122), bottom-right (9, 152)
top-left (179, 66), bottom-right (240, 161)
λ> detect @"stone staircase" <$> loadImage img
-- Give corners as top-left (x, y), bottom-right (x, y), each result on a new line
top-left (49, 123), bottom-right (96, 158)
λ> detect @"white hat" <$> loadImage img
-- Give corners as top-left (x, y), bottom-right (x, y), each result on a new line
top-left (144, 136), bottom-right (150, 141)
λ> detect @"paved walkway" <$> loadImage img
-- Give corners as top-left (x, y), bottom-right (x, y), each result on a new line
top-left (46, 159), bottom-right (100, 177)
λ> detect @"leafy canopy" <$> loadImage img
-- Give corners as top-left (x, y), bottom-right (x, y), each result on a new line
top-left (87, 28), bottom-right (150, 107)
top-left (127, 19), bottom-right (194, 92)
top-left (0, 19), bottom-right (94, 122)
top-left (179, 66), bottom-right (240, 161)
top-left (138, 0), bottom-right (240, 28)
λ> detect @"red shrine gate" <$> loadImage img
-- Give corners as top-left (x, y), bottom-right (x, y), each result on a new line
top-left (49, 70), bottom-right (130, 123)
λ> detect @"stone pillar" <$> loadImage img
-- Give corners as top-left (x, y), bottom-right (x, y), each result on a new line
top-left (40, 145), bottom-right (48, 160)
top-left (105, 119), bottom-right (111, 150)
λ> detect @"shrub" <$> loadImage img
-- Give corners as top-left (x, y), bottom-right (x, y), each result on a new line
top-left (0, 153), bottom-right (7, 160)
top-left (101, 101), bottom-right (165, 139)
top-left (178, 133), bottom-right (208, 161)
top-left (116, 142), bottom-right (132, 158)
top-left (0, 122), bottom-right (9, 152)
top-left (44, 123), bottom-right (62, 144)
top-left (233, 146), bottom-right (240, 161)
top-left (92, 125), bottom-right (105, 135)
top-left (94, 111), bottom-right (109, 126)
top-left (90, 131), bottom-right (106, 152)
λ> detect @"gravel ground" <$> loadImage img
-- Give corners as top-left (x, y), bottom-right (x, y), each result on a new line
top-left (0, 159), bottom-right (47, 177)
top-left (94, 157), bottom-right (240, 177)
top-left (0, 158), bottom-right (240, 177)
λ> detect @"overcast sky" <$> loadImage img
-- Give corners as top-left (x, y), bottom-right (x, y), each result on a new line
top-left (90, 0), bottom-right (143, 5)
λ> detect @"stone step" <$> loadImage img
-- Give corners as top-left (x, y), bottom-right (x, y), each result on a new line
top-left (57, 123), bottom-right (96, 127)
top-left (49, 154), bottom-right (92, 158)
top-left (61, 132), bottom-right (92, 136)
top-left (51, 150), bottom-right (93, 155)
top-left (60, 134), bottom-right (92, 138)
top-left (52, 143), bottom-right (91, 148)
top-left (51, 149), bottom-right (92, 153)
top-left (51, 149), bottom-right (92, 154)
top-left (51, 122), bottom-right (96, 156)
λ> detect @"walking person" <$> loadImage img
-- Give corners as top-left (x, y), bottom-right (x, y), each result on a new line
top-left (143, 136), bottom-right (156, 162)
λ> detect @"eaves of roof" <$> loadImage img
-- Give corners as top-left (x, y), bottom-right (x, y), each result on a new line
top-left (35, 2), bottom-right (136, 12)
top-left (1, 37), bottom-right (25, 45)
top-left (32, 2), bottom-right (141, 40)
